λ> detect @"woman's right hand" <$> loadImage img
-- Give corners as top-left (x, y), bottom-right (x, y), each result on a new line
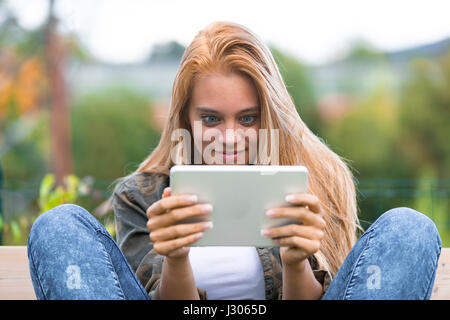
top-left (146, 187), bottom-right (213, 259)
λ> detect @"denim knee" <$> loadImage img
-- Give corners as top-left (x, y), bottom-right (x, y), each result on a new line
top-left (28, 204), bottom-right (102, 248)
top-left (370, 207), bottom-right (442, 253)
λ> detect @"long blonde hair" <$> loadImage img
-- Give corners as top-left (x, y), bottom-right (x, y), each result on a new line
top-left (134, 21), bottom-right (361, 276)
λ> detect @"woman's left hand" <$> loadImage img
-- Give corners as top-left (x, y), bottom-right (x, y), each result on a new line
top-left (262, 193), bottom-right (326, 268)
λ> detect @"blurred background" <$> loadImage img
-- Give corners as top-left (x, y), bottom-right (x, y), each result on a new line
top-left (0, 0), bottom-right (449, 246)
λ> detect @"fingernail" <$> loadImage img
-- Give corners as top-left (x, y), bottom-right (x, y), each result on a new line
top-left (203, 221), bottom-right (213, 230)
top-left (260, 229), bottom-right (269, 237)
top-left (266, 209), bottom-right (276, 217)
top-left (285, 194), bottom-right (295, 202)
top-left (187, 195), bottom-right (198, 203)
top-left (201, 204), bottom-right (213, 213)
top-left (195, 232), bottom-right (203, 239)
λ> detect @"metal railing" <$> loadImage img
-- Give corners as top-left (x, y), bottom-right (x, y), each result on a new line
top-left (0, 178), bottom-right (449, 245)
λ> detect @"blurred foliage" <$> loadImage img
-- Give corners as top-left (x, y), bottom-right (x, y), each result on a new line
top-left (38, 173), bottom-right (79, 213)
top-left (0, 0), bottom-right (448, 247)
top-left (71, 86), bottom-right (161, 181)
top-left (0, 0), bottom-right (42, 55)
top-left (0, 45), bottom-right (49, 184)
top-left (0, 172), bottom-right (117, 244)
top-left (318, 49), bottom-right (450, 240)
top-left (343, 39), bottom-right (386, 62)
top-left (398, 53), bottom-right (450, 179)
top-left (0, 0), bottom-right (112, 245)
top-left (1, 111), bottom-right (49, 182)
top-left (322, 87), bottom-right (408, 179)
top-left (0, 0), bottom-right (86, 183)
top-left (335, 41), bottom-right (392, 98)
top-left (147, 40), bottom-right (185, 64)
top-left (270, 46), bottom-right (321, 134)
top-left (0, 56), bottom-right (47, 119)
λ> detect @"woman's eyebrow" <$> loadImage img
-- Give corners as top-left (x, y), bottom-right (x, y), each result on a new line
top-left (195, 106), bottom-right (260, 114)
top-left (196, 107), bottom-right (221, 114)
top-left (237, 106), bottom-right (260, 114)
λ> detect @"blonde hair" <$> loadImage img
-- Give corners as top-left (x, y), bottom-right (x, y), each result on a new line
top-left (133, 21), bottom-right (361, 276)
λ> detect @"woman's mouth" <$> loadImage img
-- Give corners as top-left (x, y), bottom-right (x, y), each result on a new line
top-left (222, 149), bottom-right (246, 162)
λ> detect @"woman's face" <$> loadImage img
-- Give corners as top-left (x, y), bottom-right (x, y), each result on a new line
top-left (188, 71), bottom-right (261, 165)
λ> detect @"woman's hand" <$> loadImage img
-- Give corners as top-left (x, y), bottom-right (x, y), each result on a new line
top-left (262, 193), bottom-right (326, 267)
top-left (146, 187), bottom-right (213, 260)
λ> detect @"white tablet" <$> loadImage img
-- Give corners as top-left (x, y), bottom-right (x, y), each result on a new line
top-left (169, 165), bottom-right (308, 247)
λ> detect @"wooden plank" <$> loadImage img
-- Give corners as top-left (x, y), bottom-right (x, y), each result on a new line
top-left (430, 248), bottom-right (450, 300)
top-left (0, 246), bottom-right (36, 300)
top-left (0, 246), bottom-right (449, 300)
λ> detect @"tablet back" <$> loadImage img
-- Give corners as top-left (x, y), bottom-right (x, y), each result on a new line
top-left (170, 165), bottom-right (308, 247)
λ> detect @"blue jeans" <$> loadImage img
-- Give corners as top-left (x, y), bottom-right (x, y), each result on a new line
top-left (27, 204), bottom-right (150, 300)
top-left (322, 207), bottom-right (442, 299)
top-left (27, 204), bottom-right (441, 300)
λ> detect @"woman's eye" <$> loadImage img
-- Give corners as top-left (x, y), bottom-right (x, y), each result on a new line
top-left (201, 115), bottom-right (220, 125)
top-left (239, 115), bottom-right (257, 125)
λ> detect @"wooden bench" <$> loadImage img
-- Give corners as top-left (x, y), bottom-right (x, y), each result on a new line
top-left (0, 246), bottom-right (449, 300)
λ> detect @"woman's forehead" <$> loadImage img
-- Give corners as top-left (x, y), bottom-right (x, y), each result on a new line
top-left (189, 72), bottom-right (260, 114)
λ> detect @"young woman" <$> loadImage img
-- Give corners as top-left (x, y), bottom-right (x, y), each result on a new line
top-left (27, 21), bottom-right (442, 300)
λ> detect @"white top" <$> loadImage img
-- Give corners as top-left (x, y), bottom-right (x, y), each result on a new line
top-left (188, 246), bottom-right (266, 300)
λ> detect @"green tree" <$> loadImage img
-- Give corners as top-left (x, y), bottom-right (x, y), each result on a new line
top-left (71, 87), bottom-right (161, 182)
top-left (322, 87), bottom-right (408, 179)
top-left (398, 54), bottom-right (450, 179)
top-left (147, 40), bottom-right (185, 64)
top-left (336, 39), bottom-right (390, 98)
top-left (320, 87), bottom-right (411, 224)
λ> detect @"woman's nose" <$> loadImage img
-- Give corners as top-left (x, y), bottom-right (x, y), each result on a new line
top-left (218, 124), bottom-right (243, 143)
